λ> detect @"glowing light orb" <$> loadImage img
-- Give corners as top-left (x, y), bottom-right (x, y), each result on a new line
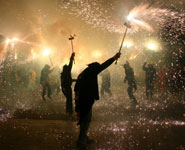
top-left (147, 43), bottom-right (157, 51)
top-left (43, 49), bottom-right (51, 56)
top-left (12, 38), bottom-right (19, 41)
top-left (6, 39), bottom-right (11, 44)
top-left (123, 41), bottom-right (132, 48)
top-left (92, 50), bottom-right (102, 58)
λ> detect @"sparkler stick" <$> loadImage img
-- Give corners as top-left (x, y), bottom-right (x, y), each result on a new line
top-left (115, 22), bottom-right (131, 64)
top-left (49, 55), bottom-right (54, 66)
top-left (69, 34), bottom-right (76, 64)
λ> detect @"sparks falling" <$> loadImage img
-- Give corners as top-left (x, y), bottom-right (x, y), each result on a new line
top-left (126, 3), bottom-right (185, 34)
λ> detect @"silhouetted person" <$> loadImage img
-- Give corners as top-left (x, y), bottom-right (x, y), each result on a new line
top-left (40, 64), bottom-right (53, 100)
top-left (50, 66), bottom-right (61, 95)
top-left (74, 52), bottom-right (121, 149)
top-left (123, 61), bottom-right (138, 105)
top-left (100, 69), bottom-right (112, 97)
top-left (61, 53), bottom-right (75, 116)
top-left (143, 62), bottom-right (156, 100)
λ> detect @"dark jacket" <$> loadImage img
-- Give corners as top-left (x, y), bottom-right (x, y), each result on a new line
top-left (124, 65), bottom-right (137, 89)
top-left (74, 57), bottom-right (115, 114)
top-left (61, 56), bottom-right (74, 87)
top-left (40, 65), bottom-right (52, 84)
top-left (143, 63), bottom-right (156, 84)
top-left (100, 70), bottom-right (111, 88)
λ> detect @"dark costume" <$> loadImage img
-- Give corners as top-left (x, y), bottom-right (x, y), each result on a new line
top-left (100, 69), bottom-right (112, 97)
top-left (143, 62), bottom-right (156, 99)
top-left (61, 53), bottom-right (75, 115)
top-left (50, 66), bottom-right (61, 95)
top-left (74, 53), bottom-right (120, 147)
top-left (123, 62), bottom-right (137, 105)
top-left (40, 64), bottom-right (53, 100)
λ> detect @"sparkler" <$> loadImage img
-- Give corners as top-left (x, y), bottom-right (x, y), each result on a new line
top-left (69, 34), bottom-right (76, 64)
top-left (127, 11), bottom-right (153, 32)
top-left (115, 22), bottom-right (131, 64)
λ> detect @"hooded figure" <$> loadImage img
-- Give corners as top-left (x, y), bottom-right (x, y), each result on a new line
top-left (40, 64), bottom-right (53, 100)
top-left (74, 52), bottom-right (121, 149)
top-left (123, 61), bottom-right (138, 105)
top-left (143, 62), bottom-right (156, 99)
top-left (100, 69), bottom-right (112, 97)
top-left (61, 53), bottom-right (75, 116)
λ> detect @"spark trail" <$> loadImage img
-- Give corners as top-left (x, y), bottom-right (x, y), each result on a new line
top-left (58, 1), bottom-right (185, 44)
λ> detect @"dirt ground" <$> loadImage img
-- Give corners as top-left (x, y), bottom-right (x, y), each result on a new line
top-left (0, 85), bottom-right (185, 150)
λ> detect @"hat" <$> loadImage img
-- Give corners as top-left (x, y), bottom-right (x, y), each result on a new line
top-left (87, 62), bottom-right (100, 68)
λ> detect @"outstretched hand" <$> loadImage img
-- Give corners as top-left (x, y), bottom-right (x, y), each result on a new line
top-left (113, 52), bottom-right (121, 61)
top-left (71, 52), bottom-right (75, 59)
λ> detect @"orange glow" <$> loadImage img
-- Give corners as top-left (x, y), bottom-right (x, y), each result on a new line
top-left (92, 50), bottom-right (102, 58)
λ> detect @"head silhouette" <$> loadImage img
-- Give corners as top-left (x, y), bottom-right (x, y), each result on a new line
top-left (87, 62), bottom-right (100, 69)
top-left (44, 64), bottom-right (50, 70)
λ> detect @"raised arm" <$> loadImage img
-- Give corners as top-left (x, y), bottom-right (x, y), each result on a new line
top-left (97, 52), bottom-right (121, 74)
top-left (68, 53), bottom-right (75, 71)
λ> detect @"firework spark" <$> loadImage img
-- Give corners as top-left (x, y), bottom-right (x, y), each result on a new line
top-left (58, 1), bottom-right (185, 45)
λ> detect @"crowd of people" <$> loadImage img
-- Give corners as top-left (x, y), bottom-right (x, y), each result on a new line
top-left (0, 48), bottom-right (180, 150)
top-left (38, 51), bottom-right (160, 149)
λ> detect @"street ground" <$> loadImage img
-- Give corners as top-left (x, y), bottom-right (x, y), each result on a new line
top-left (0, 84), bottom-right (185, 150)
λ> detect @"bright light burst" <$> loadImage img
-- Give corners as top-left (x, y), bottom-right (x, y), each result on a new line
top-left (42, 49), bottom-right (51, 56)
top-left (59, 1), bottom-right (185, 45)
top-left (6, 39), bottom-right (11, 44)
top-left (127, 10), bottom-right (153, 32)
top-left (123, 41), bottom-right (132, 48)
top-left (6, 37), bottom-right (19, 44)
top-left (12, 37), bottom-right (19, 41)
top-left (147, 43), bottom-right (157, 51)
